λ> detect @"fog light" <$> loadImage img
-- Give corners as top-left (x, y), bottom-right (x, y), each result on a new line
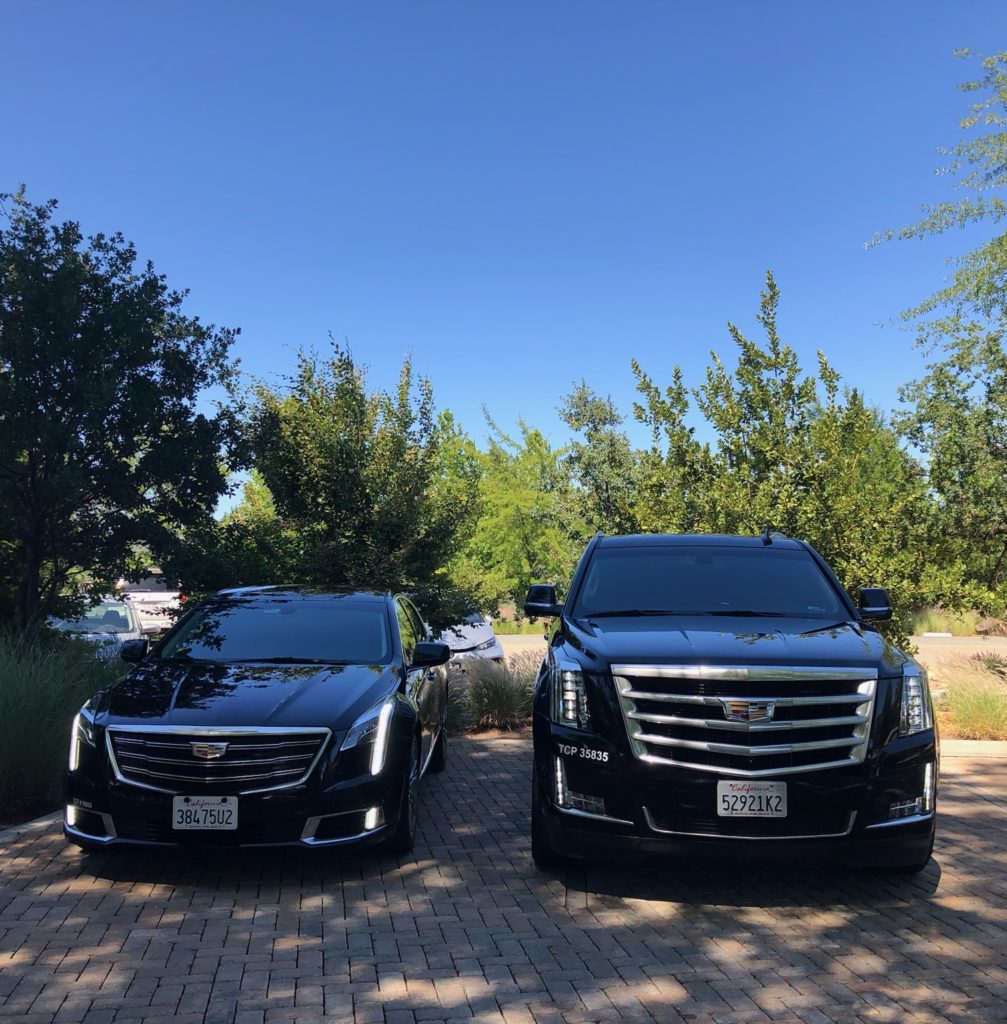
top-left (567, 791), bottom-right (606, 815)
top-left (364, 806), bottom-right (382, 831)
top-left (889, 798), bottom-right (923, 820)
top-left (65, 804), bottom-right (77, 828)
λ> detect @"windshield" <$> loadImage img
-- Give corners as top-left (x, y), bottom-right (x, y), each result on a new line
top-left (158, 597), bottom-right (392, 664)
top-left (52, 602), bottom-right (136, 634)
top-left (571, 546), bottom-right (847, 620)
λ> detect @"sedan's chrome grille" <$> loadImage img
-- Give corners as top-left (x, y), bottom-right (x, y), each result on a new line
top-left (613, 664), bottom-right (876, 777)
top-left (107, 727), bottom-right (330, 794)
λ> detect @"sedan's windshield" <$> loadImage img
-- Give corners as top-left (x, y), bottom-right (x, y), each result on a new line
top-left (51, 602), bottom-right (135, 634)
top-left (571, 546), bottom-right (847, 620)
top-left (158, 597), bottom-right (392, 664)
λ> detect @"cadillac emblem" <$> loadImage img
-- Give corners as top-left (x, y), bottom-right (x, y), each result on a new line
top-left (191, 741), bottom-right (229, 760)
top-left (721, 699), bottom-right (775, 723)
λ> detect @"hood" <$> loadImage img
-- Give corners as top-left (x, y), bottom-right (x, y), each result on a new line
top-left (100, 661), bottom-right (398, 731)
top-left (561, 615), bottom-right (907, 675)
top-left (441, 621), bottom-right (494, 651)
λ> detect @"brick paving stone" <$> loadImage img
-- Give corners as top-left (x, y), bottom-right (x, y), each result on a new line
top-left (1, 742), bottom-right (1006, 1023)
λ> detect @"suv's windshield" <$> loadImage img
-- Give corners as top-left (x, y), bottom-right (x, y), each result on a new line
top-left (571, 546), bottom-right (847, 620)
top-left (158, 597), bottom-right (392, 664)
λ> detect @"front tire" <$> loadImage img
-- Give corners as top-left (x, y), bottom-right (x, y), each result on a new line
top-left (428, 725), bottom-right (447, 773)
top-left (886, 833), bottom-right (935, 875)
top-left (385, 735), bottom-right (419, 856)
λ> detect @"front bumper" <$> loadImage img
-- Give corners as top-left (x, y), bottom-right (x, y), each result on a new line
top-left (535, 714), bottom-right (937, 867)
top-left (65, 737), bottom-right (411, 851)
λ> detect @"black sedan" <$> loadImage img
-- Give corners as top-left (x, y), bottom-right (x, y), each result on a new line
top-left (65, 587), bottom-right (451, 852)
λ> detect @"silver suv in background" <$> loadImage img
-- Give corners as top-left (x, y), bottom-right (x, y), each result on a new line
top-left (442, 613), bottom-right (505, 663)
top-left (116, 572), bottom-right (186, 634)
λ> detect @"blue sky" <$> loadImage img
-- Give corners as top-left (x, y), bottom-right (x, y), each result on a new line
top-left (4, 2), bottom-right (1006, 454)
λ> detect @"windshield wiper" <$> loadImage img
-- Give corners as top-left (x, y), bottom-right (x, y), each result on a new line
top-left (239, 657), bottom-right (355, 665)
top-left (799, 620), bottom-right (857, 635)
top-left (584, 609), bottom-right (696, 618)
top-left (702, 610), bottom-right (790, 617)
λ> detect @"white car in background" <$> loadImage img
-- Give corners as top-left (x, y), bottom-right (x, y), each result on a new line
top-left (442, 613), bottom-right (505, 663)
top-left (116, 573), bottom-right (187, 634)
top-left (49, 599), bottom-right (144, 658)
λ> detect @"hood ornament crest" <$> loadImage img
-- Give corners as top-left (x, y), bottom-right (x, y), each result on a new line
top-left (191, 741), bottom-right (229, 760)
top-left (720, 699), bottom-right (776, 724)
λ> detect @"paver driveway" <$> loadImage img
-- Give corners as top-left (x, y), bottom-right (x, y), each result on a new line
top-left (1, 739), bottom-right (1005, 1024)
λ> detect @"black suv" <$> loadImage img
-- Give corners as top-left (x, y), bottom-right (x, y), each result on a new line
top-left (65, 587), bottom-right (450, 853)
top-left (526, 534), bottom-right (937, 873)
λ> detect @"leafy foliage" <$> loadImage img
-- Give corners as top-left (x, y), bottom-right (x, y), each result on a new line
top-left (872, 50), bottom-right (1007, 339)
top-left (0, 191), bottom-right (242, 634)
top-left (196, 345), bottom-right (483, 627)
top-left (898, 326), bottom-right (1007, 608)
top-left (558, 383), bottom-right (642, 534)
top-left (632, 273), bottom-right (932, 645)
top-left (454, 418), bottom-right (587, 611)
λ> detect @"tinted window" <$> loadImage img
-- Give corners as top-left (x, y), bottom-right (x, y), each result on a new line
top-left (571, 546), bottom-right (845, 619)
top-left (159, 598), bottom-right (391, 664)
top-left (396, 600), bottom-right (420, 662)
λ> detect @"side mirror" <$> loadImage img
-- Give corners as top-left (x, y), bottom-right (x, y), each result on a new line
top-left (859, 587), bottom-right (892, 622)
top-left (411, 641), bottom-right (451, 669)
top-left (120, 638), bottom-right (149, 664)
top-left (524, 584), bottom-right (564, 619)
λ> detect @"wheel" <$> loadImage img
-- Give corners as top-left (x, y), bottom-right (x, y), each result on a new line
top-left (886, 834), bottom-right (935, 875)
top-left (428, 725), bottom-right (447, 773)
top-left (531, 773), bottom-right (564, 869)
top-left (384, 734), bottom-right (419, 856)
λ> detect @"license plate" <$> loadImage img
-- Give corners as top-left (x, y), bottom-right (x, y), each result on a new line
top-left (172, 795), bottom-right (238, 830)
top-left (717, 780), bottom-right (787, 817)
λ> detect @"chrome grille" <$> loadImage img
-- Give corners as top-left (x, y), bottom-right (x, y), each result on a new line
top-left (107, 726), bottom-right (330, 794)
top-left (613, 664), bottom-right (876, 777)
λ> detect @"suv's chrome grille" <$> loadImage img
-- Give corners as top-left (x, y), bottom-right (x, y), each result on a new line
top-left (107, 727), bottom-right (330, 794)
top-left (613, 664), bottom-right (876, 777)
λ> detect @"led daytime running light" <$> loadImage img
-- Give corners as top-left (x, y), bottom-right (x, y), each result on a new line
top-left (369, 701), bottom-right (395, 776)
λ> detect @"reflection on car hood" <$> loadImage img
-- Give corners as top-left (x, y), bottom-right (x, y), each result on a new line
top-left (100, 661), bottom-right (397, 731)
top-left (563, 616), bottom-right (907, 674)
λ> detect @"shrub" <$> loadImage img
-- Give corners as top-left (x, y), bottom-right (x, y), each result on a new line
top-left (969, 651), bottom-right (1007, 679)
top-left (0, 632), bottom-right (120, 821)
top-left (456, 652), bottom-right (540, 731)
top-left (911, 606), bottom-right (982, 636)
top-left (941, 657), bottom-right (1007, 740)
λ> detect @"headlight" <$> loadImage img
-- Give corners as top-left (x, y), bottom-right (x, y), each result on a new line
top-left (474, 638), bottom-right (497, 651)
top-left (551, 659), bottom-right (590, 729)
top-left (900, 665), bottom-right (933, 736)
top-left (68, 707), bottom-right (96, 771)
top-left (339, 699), bottom-right (395, 775)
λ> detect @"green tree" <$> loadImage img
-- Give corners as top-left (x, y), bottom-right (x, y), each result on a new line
top-left (0, 191), bottom-right (243, 634)
top-left (558, 383), bottom-right (643, 534)
top-left (631, 273), bottom-right (935, 643)
top-left (247, 344), bottom-right (481, 625)
top-left (897, 325), bottom-right (1007, 608)
top-left (459, 419), bottom-right (585, 610)
top-left (631, 363), bottom-right (713, 533)
top-left (872, 49), bottom-right (1007, 338)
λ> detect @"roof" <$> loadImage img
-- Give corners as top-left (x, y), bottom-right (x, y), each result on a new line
top-left (596, 533), bottom-right (806, 551)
